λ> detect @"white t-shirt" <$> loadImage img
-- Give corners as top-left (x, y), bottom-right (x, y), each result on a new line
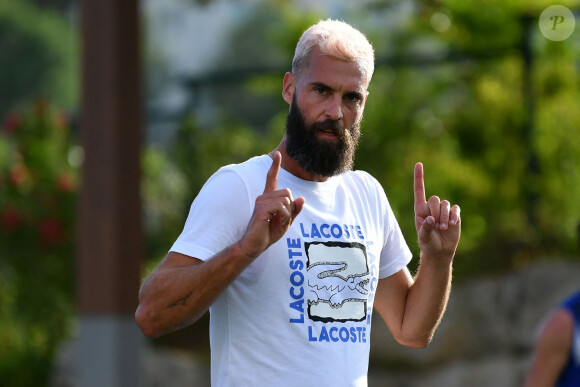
top-left (171, 155), bottom-right (412, 387)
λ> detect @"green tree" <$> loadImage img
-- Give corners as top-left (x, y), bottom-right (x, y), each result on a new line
top-left (0, 1), bottom-right (78, 118)
top-left (357, 0), bottom-right (580, 275)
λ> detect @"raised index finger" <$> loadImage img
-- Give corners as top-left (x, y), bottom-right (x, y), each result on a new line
top-left (264, 151), bottom-right (281, 193)
top-left (414, 162), bottom-right (427, 207)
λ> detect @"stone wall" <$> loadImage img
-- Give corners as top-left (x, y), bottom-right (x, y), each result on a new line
top-left (368, 259), bottom-right (580, 387)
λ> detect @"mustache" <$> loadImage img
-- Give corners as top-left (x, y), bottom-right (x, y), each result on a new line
top-left (312, 119), bottom-right (345, 136)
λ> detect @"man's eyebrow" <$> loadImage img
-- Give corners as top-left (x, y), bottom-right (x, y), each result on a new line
top-left (310, 82), bottom-right (365, 97)
top-left (310, 82), bottom-right (333, 91)
top-left (347, 91), bottom-right (365, 101)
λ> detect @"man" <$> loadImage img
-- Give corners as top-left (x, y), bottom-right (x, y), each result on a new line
top-left (136, 19), bottom-right (461, 386)
top-left (525, 290), bottom-right (580, 386)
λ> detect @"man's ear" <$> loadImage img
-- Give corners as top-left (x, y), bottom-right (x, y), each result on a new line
top-left (361, 90), bottom-right (370, 109)
top-left (282, 72), bottom-right (295, 105)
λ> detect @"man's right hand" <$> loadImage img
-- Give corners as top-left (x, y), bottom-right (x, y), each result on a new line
top-left (238, 151), bottom-right (305, 259)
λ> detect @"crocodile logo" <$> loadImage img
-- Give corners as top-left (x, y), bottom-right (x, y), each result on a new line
top-left (305, 241), bottom-right (370, 323)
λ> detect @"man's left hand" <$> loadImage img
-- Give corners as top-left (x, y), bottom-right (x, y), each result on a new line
top-left (413, 162), bottom-right (461, 260)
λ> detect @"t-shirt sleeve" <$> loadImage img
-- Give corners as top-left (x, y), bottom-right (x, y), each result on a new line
top-left (376, 183), bottom-right (413, 279)
top-left (170, 168), bottom-right (252, 261)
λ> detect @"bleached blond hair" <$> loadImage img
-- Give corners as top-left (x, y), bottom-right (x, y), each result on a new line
top-left (292, 19), bottom-right (375, 85)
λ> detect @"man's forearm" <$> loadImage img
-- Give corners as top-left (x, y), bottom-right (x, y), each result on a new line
top-left (135, 242), bottom-right (254, 338)
top-left (401, 254), bottom-right (453, 347)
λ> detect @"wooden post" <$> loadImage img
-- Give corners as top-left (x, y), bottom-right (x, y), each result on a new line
top-left (77, 0), bottom-right (143, 385)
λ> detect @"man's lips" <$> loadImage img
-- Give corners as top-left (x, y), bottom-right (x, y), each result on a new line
top-left (316, 128), bottom-right (339, 140)
top-left (314, 120), bottom-right (343, 140)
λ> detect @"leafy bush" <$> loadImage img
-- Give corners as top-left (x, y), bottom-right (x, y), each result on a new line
top-left (0, 101), bottom-right (80, 386)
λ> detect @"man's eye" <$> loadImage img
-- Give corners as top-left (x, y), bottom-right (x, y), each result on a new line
top-left (345, 93), bottom-right (362, 102)
top-left (315, 87), bottom-right (328, 95)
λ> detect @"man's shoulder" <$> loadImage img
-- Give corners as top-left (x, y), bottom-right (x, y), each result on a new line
top-left (215, 155), bottom-right (270, 181)
top-left (200, 155), bottom-right (269, 196)
top-left (221, 154), bottom-right (270, 173)
top-left (342, 169), bottom-right (383, 191)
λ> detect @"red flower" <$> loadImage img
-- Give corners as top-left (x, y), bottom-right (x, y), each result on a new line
top-left (10, 163), bottom-right (29, 187)
top-left (55, 173), bottom-right (77, 192)
top-left (39, 218), bottom-right (63, 246)
top-left (2, 114), bottom-right (20, 135)
top-left (1, 208), bottom-right (24, 232)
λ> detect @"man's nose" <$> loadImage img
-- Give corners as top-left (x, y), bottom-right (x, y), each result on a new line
top-left (324, 96), bottom-right (343, 121)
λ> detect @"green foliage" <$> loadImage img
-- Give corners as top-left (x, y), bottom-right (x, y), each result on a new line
top-left (160, 1), bottom-right (580, 278)
top-left (0, 2), bottom-right (78, 384)
top-left (0, 1), bottom-right (78, 118)
top-left (357, 1), bottom-right (580, 275)
top-left (142, 146), bottom-right (189, 265)
top-left (172, 114), bottom-right (281, 198)
top-left (0, 101), bottom-right (80, 386)
top-left (202, 2), bottom-right (320, 133)
top-left (141, 111), bottom-right (285, 267)
top-left (139, 114), bottom-right (282, 276)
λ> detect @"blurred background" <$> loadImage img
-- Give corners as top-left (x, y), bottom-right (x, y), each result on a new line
top-left (1, 0), bottom-right (579, 386)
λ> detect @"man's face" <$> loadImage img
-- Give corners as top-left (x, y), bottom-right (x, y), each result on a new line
top-left (285, 95), bottom-right (361, 177)
top-left (283, 47), bottom-right (368, 177)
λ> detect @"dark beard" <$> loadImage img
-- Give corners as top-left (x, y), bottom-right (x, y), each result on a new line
top-left (284, 97), bottom-right (361, 177)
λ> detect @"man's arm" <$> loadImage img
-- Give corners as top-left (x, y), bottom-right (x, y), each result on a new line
top-left (136, 248), bottom-right (252, 338)
top-left (374, 258), bottom-right (452, 348)
top-left (524, 308), bottom-right (573, 387)
top-left (374, 162), bottom-right (460, 348)
top-left (135, 152), bottom-right (304, 338)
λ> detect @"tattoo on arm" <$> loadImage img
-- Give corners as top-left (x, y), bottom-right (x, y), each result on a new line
top-left (167, 291), bottom-right (193, 308)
